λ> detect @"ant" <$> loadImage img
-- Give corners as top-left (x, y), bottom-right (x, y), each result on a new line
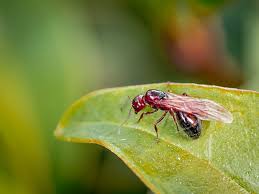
top-left (131, 89), bottom-right (232, 139)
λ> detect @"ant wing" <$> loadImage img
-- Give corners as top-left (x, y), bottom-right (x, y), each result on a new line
top-left (162, 93), bottom-right (233, 123)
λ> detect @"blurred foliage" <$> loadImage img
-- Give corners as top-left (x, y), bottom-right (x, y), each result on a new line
top-left (0, 0), bottom-right (258, 193)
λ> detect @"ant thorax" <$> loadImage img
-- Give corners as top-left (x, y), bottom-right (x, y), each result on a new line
top-left (144, 89), bottom-right (168, 108)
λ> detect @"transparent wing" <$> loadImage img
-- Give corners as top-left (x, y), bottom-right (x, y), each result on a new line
top-left (161, 93), bottom-right (233, 123)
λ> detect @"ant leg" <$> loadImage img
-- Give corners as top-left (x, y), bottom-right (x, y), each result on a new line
top-left (137, 109), bottom-right (158, 123)
top-left (154, 111), bottom-right (168, 140)
top-left (170, 111), bottom-right (179, 131)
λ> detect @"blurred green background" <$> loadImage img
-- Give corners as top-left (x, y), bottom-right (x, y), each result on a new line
top-left (0, 0), bottom-right (258, 194)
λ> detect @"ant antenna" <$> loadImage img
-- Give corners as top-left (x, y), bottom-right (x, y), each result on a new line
top-left (120, 96), bottom-right (131, 112)
top-left (120, 96), bottom-right (132, 127)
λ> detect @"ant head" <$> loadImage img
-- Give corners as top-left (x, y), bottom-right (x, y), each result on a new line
top-left (132, 95), bottom-right (146, 114)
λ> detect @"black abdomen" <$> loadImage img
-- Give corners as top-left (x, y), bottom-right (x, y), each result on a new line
top-left (176, 112), bottom-right (201, 139)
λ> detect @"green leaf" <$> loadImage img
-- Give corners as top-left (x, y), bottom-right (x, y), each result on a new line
top-left (55, 83), bottom-right (259, 194)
